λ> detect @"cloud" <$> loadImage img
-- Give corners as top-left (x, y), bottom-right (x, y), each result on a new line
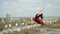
top-left (0, 0), bottom-right (60, 17)
top-left (55, 0), bottom-right (60, 2)
top-left (18, 0), bottom-right (41, 3)
top-left (0, 0), bottom-right (43, 17)
top-left (44, 4), bottom-right (53, 10)
top-left (44, 4), bottom-right (59, 9)
top-left (2, 0), bottom-right (42, 11)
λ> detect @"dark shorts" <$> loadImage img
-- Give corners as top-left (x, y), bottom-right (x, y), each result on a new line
top-left (35, 14), bottom-right (43, 19)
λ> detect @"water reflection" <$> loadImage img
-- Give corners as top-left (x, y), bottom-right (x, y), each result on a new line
top-left (0, 24), bottom-right (60, 34)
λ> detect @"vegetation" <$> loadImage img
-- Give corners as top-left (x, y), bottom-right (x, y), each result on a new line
top-left (53, 19), bottom-right (60, 24)
top-left (0, 23), bottom-right (5, 31)
top-left (47, 25), bottom-right (60, 29)
top-left (3, 28), bottom-right (40, 34)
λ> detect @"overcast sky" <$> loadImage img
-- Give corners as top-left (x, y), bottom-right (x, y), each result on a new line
top-left (0, 0), bottom-right (60, 17)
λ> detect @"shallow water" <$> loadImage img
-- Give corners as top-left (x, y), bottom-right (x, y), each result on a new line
top-left (39, 27), bottom-right (60, 34)
top-left (0, 25), bottom-right (60, 34)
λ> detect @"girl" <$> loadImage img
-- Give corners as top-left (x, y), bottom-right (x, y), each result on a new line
top-left (32, 8), bottom-right (46, 27)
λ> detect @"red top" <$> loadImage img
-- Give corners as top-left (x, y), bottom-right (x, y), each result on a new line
top-left (32, 17), bottom-right (46, 26)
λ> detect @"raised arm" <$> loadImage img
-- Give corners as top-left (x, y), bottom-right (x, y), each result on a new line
top-left (37, 8), bottom-right (44, 14)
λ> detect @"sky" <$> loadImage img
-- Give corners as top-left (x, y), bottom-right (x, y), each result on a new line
top-left (0, 0), bottom-right (60, 17)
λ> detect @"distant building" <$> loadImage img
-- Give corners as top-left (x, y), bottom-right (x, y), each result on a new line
top-left (4, 14), bottom-right (10, 23)
top-left (1, 18), bottom-right (5, 24)
top-left (0, 18), bottom-right (2, 23)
